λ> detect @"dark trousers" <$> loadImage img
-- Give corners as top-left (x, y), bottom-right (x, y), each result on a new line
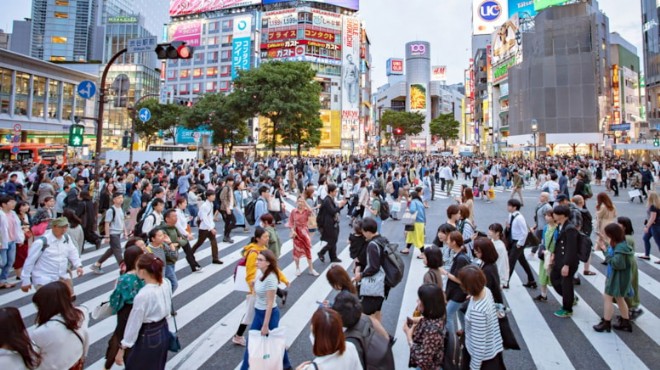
top-left (609, 179), bottom-right (619, 196)
top-left (642, 181), bottom-right (651, 197)
top-left (125, 319), bottom-right (169, 370)
top-left (181, 242), bottom-right (200, 271)
top-left (319, 236), bottom-right (338, 261)
top-left (97, 234), bottom-right (123, 266)
top-left (222, 212), bottom-right (236, 238)
top-left (508, 240), bottom-right (535, 283)
top-left (191, 229), bottom-right (219, 260)
top-left (550, 263), bottom-right (578, 312)
top-left (440, 178), bottom-right (446, 191)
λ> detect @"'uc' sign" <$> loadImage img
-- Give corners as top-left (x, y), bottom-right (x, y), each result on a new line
top-left (479, 0), bottom-right (501, 21)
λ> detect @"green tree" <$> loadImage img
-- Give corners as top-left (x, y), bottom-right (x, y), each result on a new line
top-left (133, 99), bottom-right (184, 148)
top-left (380, 110), bottom-right (425, 138)
top-left (232, 61), bottom-right (322, 155)
top-left (182, 93), bottom-right (249, 155)
top-left (430, 113), bottom-right (460, 150)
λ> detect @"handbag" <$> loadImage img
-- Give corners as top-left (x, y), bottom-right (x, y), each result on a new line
top-left (523, 230), bottom-right (540, 247)
top-left (307, 212), bottom-right (318, 230)
top-left (268, 198), bottom-right (282, 212)
top-left (234, 264), bottom-right (250, 292)
top-left (168, 314), bottom-right (181, 352)
top-left (359, 268), bottom-right (385, 297)
top-left (495, 304), bottom-right (520, 350)
top-left (31, 221), bottom-right (49, 237)
top-left (402, 211), bottom-right (416, 226)
top-left (91, 301), bottom-right (113, 320)
top-left (241, 294), bottom-right (257, 325)
top-left (248, 328), bottom-right (286, 370)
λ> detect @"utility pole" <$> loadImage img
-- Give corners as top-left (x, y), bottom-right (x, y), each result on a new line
top-left (378, 106), bottom-right (382, 156)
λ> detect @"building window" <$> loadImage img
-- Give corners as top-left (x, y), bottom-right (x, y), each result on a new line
top-left (220, 65), bottom-right (230, 76)
top-left (208, 21), bottom-right (219, 31)
top-left (32, 75), bottom-right (46, 118)
top-left (180, 69), bottom-right (190, 78)
top-left (48, 80), bottom-right (61, 118)
top-left (222, 20), bottom-right (232, 32)
top-left (0, 68), bottom-right (11, 114)
top-left (206, 67), bottom-right (218, 77)
top-left (51, 36), bottom-right (67, 44)
top-left (193, 68), bottom-right (202, 78)
top-left (207, 51), bottom-right (218, 63)
top-left (221, 35), bottom-right (233, 44)
top-left (193, 83), bottom-right (201, 93)
top-left (220, 81), bottom-right (229, 91)
top-left (62, 83), bottom-right (74, 120)
top-left (54, 12), bottom-right (68, 19)
top-left (167, 69), bottom-right (177, 80)
top-left (221, 50), bottom-right (231, 61)
top-left (50, 56), bottom-right (66, 62)
top-left (179, 84), bottom-right (189, 94)
top-left (206, 81), bottom-right (216, 92)
top-left (14, 72), bottom-right (30, 116)
top-left (55, 0), bottom-right (69, 5)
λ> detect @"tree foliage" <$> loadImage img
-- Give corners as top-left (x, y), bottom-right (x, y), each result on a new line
top-left (232, 61), bottom-right (322, 155)
top-left (182, 93), bottom-right (249, 155)
top-left (430, 113), bottom-right (460, 150)
top-left (133, 99), bottom-right (185, 148)
top-left (380, 110), bottom-right (425, 137)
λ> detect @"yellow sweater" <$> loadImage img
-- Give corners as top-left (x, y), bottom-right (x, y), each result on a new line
top-left (243, 243), bottom-right (289, 293)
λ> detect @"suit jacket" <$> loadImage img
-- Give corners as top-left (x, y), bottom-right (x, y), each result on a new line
top-left (554, 222), bottom-right (579, 269)
top-left (319, 195), bottom-right (340, 241)
top-left (558, 175), bottom-right (569, 196)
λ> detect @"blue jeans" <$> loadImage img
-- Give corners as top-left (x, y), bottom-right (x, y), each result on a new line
top-left (241, 307), bottom-right (291, 370)
top-left (643, 224), bottom-right (660, 256)
top-left (0, 242), bottom-right (16, 283)
top-left (446, 299), bottom-right (465, 335)
top-left (374, 216), bottom-right (382, 234)
top-left (188, 205), bottom-right (199, 226)
top-left (165, 264), bottom-right (178, 292)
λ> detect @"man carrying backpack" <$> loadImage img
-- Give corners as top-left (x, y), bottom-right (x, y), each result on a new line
top-left (91, 192), bottom-right (126, 274)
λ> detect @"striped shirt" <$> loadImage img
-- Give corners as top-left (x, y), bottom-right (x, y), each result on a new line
top-left (465, 288), bottom-right (503, 370)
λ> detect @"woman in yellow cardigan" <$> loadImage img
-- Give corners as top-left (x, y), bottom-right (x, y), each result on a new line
top-left (232, 227), bottom-right (289, 346)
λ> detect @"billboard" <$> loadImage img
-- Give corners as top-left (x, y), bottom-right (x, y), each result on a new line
top-left (232, 15), bottom-right (252, 80)
top-left (341, 15), bottom-right (360, 139)
top-left (169, 0), bottom-right (261, 17)
top-left (410, 84), bottom-right (427, 111)
top-left (263, 8), bottom-right (298, 29)
top-left (508, 0), bottom-right (536, 18)
top-left (533, 0), bottom-right (567, 11)
top-left (431, 65), bottom-right (447, 81)
top-left (169, 21), bottom-right (203, 47)
top-left (176, 127), bottom-right (214, 144)
top-left (263, 0), bottom-right (359, 10)
top-left (491, 14), bottom-right (520, 66)
top-left (311, 8), bottom-right (342, 31)
top-left (473, 0), bottom-right (508, 35)
top-left (386, 58), bottom-right (404, 75)
top-left (319, 110), bottom-right (341, 147)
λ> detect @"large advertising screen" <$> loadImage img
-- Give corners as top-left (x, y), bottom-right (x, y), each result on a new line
top-left (319, 110), bottom-right (341, 147)
top-left (472, 0), bottom-right (508, 35)
top-left (169, 21), bottom-right (203, 47)
top-left (170, 0), bottom-right (261, 17)
top-left (491, 14), bottom-right (520, 66)
top-left (263, 0), bottom-right (359, 10)
top-left (533, 0), bottom-right (566, 11)
top-left (508, 0), bottom-right (536, 18)
top-left (341, 15), bottom-right (360, 139)
top-left (232, 15), bottom-right (253, 80)
top-left (410, 84), bottom-right (427, 111)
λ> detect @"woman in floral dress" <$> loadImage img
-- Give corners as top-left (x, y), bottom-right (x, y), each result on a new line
top-left (289, 196), bottom-right (318, 277)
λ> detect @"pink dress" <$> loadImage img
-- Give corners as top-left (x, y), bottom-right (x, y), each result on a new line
top-left (289, 208), bottom-right (312, 259)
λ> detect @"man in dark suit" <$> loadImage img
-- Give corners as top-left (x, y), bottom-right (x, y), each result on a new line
top-left (551, 205), bottom-right (580, 318)
top-left (318, 184), bottom-right (347, 263)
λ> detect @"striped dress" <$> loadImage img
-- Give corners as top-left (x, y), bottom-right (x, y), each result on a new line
top-left (465, 288), bottom-right (504, 370)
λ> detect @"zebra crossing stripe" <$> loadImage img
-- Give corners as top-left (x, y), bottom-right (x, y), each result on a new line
top-left (526, 256), bottom-right (649, 370)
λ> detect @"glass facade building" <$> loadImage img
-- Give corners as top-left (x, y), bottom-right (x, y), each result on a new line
top-left (642, 0), bottom-right (660, 128)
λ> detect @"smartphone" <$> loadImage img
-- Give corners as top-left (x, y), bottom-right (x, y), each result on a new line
top-left (406, 317), bottom-right (414, 328)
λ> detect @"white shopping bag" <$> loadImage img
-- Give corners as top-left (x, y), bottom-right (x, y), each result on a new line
top-left (234, 265), bottom-right (250, 292)
top-left (628, 190), bottom-right (641, 198)
top-left (248, 327), bottom-right (286, 370)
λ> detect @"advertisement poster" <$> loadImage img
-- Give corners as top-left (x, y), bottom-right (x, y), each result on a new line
top-left (311, 8), bottom-right (342, 31)
top-left (232, 15), bottom-right (252, 80)
top-left (319, 110), bottom-right (341, 148)
top-left (533, 0), bottom-right (567, 11)
top-left (431, 65), bottom-right (447, 81)
top-left (508, 0), bottom-right (536, 18)
top-left (386, 58), bottom-right (404, 75)
top-left (263, 8), bottom-right (298, 29)
top-left (410, 84), bottom-right (427, 111)
top-left (263, 0), bottom-right (359, 10)
top-left (341, 15), bottom-right (360, 139)
top-left (472, 0), bottom-right (508, 35)
top-left (169, 21), bottom-right (203, 47)
top-left (176, 127), bottom-right (214, 144)
top-left (170, 0), bottom-right (261, 17)
top-left (491, 14), bottom-right (520, 66)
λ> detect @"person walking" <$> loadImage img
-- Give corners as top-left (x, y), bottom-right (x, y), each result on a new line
top-left (220, 176), bottom-right (236, 243)
top-left (91, 193), bottom-right (127, 274)
top-left (488, 223), bottom-right (510, 289)
top-left (0, 307), bottom-right (42, 369)
top-left (115, 254), bottom-right (172, 370)
top-left (506, 199), bottom-right (537, 289)
top-left (191, 190), bottom-right (223, 265)
top-left (355, 217), bottom-right (389, 322)
top-left (510, 169), bottom-right (524, 205)
top-left (595, 192), bottom-right (617, 253)
top-left (551, 205), bottom-right (580, 318)
top-left (318, 184), bottom-right (347, 263)
top-left (0, 195), bottom-right (24, 289)
top-left (441, 231), bottom-right (470, 336)
top-left (289, 196), bottom-right (318, 276)
top-left (401, 190), bottom-right (426, 255)
top-left (593, 223), bottom-right (634, 333)
top-left (640, 191), bottom-right (660, 263)
top-left (161, 209), bottom-right (202, 273)
top-left (402, 284), bottom-right (446, 370)
top-left (534, 209), bottom-right (557, 302)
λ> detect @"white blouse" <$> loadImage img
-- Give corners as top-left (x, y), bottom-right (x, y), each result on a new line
top-left (304, 342), bottom-right (362, 369)
top-left (30, 307), bottom-right (90, 370)
top-left (121, 280), bottom-right (172, 348)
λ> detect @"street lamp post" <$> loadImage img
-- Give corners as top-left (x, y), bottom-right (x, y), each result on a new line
top-left (531, 119), bottom-right (538, 159)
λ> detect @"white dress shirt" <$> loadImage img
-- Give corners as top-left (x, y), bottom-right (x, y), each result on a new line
top-left (175, 208), bottom-right (191, 237)
top-left (30, 307), bottom-right (89, 370)
top-left (21, 231), bottom-right (81, 287)
top-left (198, 200), bottom-right (215, 231)
top-left (121, 281), bottom-right (172, 348)
top-left (509, 212), bottom-right (528, 247)
top-left (141, 211), bottom-right (164, 235)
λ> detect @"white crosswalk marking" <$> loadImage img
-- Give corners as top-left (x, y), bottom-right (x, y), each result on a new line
top-left (1, 223), bottom-right (657, 369)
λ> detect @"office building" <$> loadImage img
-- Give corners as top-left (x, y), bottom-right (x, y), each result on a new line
top-left (9, 19), bottom-right (32, 56)
top-left (0, 30), bottom-right (9, 50)
top-left (641, 0), bottom-right (660, 130)
top-left (609, 32), bottom-right (645, 142)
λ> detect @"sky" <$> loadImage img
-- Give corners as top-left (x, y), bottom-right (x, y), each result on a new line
top-left (0, 0), bottom-right (644, 89)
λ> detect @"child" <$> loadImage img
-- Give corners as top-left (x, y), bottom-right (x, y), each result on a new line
top-left (488, 223), bottom-right (510, 289)
top-left (617, 217), bottom-right (642, 319)
top-left (534, 209), bottom-right (557, 301)
top-left (348, 220), bottom-right (367, 278)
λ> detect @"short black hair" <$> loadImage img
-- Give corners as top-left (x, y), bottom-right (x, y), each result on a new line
top-left (507, 199), bottom-right (522, 210)
top-left (331, 291), bottom-right (362, 329)
top-left (552, 204), bottom-right (571, 217)
top-left (259, 186), bottom-right (269, 195)
top-left (327, 183), bottom-right (338, 193)
top-left (112, 192), bottom-right (123, 199)
top-left (362, 217), bottom-right (378, 233)
top-left (164, 208), bottom-right (177, 219)
top-left (0, 195), bottom-right (13, 206)
top-left (617, 216), bottom-right (634, 235)
top-left (423, 246), bottom-right (443, 269)
top-left (151, 198), bottom-right (165, 208)
top-left (205, 189), bottom-right (215, 197)
top-left (418, 283), bottom-right (446, 320)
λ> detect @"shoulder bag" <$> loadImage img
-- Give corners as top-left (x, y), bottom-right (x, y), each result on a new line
top-left (359, 247), bottom-right (385, 298)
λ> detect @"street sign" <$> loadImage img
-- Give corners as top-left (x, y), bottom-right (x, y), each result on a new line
top-left (77, 80), bottom-right (96, 100)
top-left (12, 135), bottom-right (20, 143)
top-left (11, 146), bottom-right (19, 154)
top-left (13, 124), bottom-right (21, 132)
top-left (138, 108), bottom-right (152, 122)
top-left (128, 37), bottom-right (157, 53)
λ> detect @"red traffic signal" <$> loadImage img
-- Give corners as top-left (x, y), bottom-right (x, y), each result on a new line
top-left (155, 41), bottom-right (193, 60)
top-left (394, 128), bottom-right (403, 135)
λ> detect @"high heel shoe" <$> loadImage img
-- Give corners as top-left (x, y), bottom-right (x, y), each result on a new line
top-left (593, 318), bottom-right (611, 332)
top-left (523, 281), bottom-right (537, 289)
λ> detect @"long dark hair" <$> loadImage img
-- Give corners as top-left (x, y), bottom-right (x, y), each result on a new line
top-left (259, 249), bottom-right (280, 283)
top-left (124, 245), bottom-right (145, 273)
top-left (63, 209), bottom-right (82, 229)
top-left (32, 281), bottom-right (83, 330)
top-left (0, 307), bottom-right (41, 369)
top-left (251, 226), bottom-right (267, 244)
top-left (326, 265), bottom-right (357, 294)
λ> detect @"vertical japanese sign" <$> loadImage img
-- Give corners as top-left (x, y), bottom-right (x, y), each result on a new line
top-left (341, 15), bottom-right (360, 139)
top-left (232, 15), bottom-right (253, 80)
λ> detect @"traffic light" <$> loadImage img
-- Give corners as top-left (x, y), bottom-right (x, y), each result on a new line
top-left (121, 131), bottom-right (130, 148)
top-left (654, 137), bottom-right (659, 147)
top-left (68, 124), bottom-right (84, 147)
top-left (155, 41), bottom-right (193, 60)
top-left (394, 128), bottom-right (403, 135)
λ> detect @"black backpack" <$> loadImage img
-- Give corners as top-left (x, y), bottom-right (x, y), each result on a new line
top-left (378, 200), bottom-right (390, 221)
top-left (577, 231), bottom-right (593, 263)
top-left (245, 199), bottom-right (258, 226)
top-left (374, 237), bottom-right (404, 289)
top-left (344, 316), bottom-right (395, 370)
top-left (133, 213), bottom-right (156, 239)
